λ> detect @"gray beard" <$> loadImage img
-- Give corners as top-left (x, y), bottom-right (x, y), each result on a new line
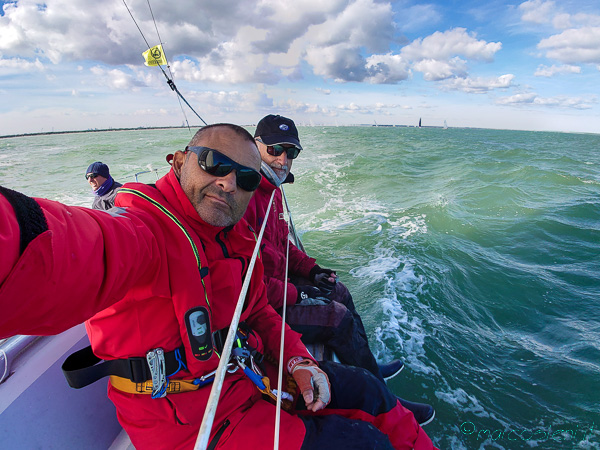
top-left (260, 161), bottom-right (286, 187)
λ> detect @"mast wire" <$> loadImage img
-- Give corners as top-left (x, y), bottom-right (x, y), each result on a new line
top-left (122, 0), bottom-right (208, 127)
top-left (145, 0), bottom-right (192, 131)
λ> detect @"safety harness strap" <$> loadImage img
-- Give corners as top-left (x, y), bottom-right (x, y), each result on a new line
top-left (61, 345), bottom-right (186, 388)
top-left (108, 375), bottom-right (205, 395)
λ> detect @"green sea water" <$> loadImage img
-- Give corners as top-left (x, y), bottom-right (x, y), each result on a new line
top-left (1, 126), bottom-right (599, 449)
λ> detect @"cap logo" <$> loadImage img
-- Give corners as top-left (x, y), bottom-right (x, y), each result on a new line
top-left (279, 124), bottom-right (289, 131)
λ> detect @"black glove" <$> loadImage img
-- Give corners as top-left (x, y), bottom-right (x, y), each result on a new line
top-left (309, 265), bottom-right (337, 295)
top-left (296, 285), bottom-right (323, 303)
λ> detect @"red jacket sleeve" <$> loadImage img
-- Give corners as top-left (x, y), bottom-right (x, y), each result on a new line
top-left (287, 241), bottom-right (317, 280)
top-left (264, 277), bottom-right (298, 310)
top-left (0, 192), bottom-right (164, 338)
top-left (245, 268), bottom-right (312, 365)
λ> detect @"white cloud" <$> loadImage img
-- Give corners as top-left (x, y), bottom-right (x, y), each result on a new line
top-left (0, 57), bottom-right (44, 72)
top-left (90, 66), bottom-right (145, 91)
top-left (401, 28), bottom-right (501, 62)
top-left (315, 88), bottom-right (331, 95)
top-left (519, 0), bottom-right (556, 24)
top-left (0, 1), bottom-right (503, 89)
top-left (412, 57), bottom-right (467, 81)
top-left (304, 0), bottom-right (394, 53)
top-left (496, 92), bottom-right (596, 109)
top-left (0, 0), bottom-right (139, 64)
top-left (534, 64), bottom-right (581, 76)
top-left (517, 1), bottom-right (600, 66)
top-left (538, 27), bottom-right (600, 64)
top-left (336, 101), bottom-right (408, 115)
top-left (365, 53), bottom-right (410, 83)
top-left (441, 74), bottom-right (514, 93)
top-left (302, 0), bottom-right (396, 82)
top-left (305, 43), bottom-right (368, 82)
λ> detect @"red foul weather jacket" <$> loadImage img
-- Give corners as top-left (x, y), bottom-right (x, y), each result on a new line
top-left (0, 170), bottom-right (313, 449)
top-left (243, 176), bottom-right (316, 309)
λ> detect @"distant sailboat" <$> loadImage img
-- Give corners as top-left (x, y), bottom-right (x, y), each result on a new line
top-left (443, 120), bottom-right (448, 130)
top-left (418, 118), bottom-right (422, 128)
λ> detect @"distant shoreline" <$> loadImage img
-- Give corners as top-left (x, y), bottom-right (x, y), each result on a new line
top-left (2, 124), bottom-right (593, 139)
top-left (1, 123), bottom-right (446, 139)
top-left (0, 125), bottom-right (197, 140)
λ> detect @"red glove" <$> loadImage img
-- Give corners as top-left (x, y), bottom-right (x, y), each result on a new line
top-left (288, 357), bottom-right (331, 412)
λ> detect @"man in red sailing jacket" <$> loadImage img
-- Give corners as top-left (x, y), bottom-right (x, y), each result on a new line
top-left (0, 124), bottom-right (435, 449)
top-left (245, 114), bottom-right (434, 424)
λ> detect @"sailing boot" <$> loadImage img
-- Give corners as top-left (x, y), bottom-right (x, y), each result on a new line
top-left (378, 360), bottom-right (404, 381)
top-left (397, 397), bottom-right (435, 426)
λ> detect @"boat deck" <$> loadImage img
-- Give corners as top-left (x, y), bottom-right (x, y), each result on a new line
top-left (0, 325), bottom-right (133, 449)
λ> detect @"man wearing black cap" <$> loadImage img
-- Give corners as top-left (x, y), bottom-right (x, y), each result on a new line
top-left (244, 114), bottom-right (435, 425)
top-left (85, 161), bottom-right (122, 210)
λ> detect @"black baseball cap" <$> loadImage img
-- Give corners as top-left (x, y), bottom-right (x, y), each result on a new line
top-left (254, 114), bottom-right (302, 150)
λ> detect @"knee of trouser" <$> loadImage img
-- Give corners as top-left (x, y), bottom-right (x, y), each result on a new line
top-left (317, 361), bottom-right (398, 414)
top-left (330, 282), bottom-right (353, 306)
top-left (287, 301), bottom-right (351, 329)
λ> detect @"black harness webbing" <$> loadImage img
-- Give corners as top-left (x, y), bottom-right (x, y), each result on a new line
top-left (62, 345), bottom-right (186, 388)
top-left (61, 325), bottom-right (254, 389)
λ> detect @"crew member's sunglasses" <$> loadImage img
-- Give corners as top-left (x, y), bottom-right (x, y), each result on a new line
top-left (255, 138), bottom-right (301, 160)
top-left (86, 173), bottom-right (99, 180)
top-left (185, 146), bottom-right (262, 192)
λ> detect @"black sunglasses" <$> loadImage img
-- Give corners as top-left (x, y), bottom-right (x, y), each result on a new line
top-left (86, 173), bottom-right (99, 180)
top-left (185, 146), bottom-right (262, 192)
top-left (255, 139), bottom-right (301, 160)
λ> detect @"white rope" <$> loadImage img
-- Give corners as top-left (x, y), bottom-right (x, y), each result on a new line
top-left (281, 186), bottom-right (305, 252)
top-left (0, 349), bottom-right (8, 384)
top-left (194, 189), bottom-right (277, 450)
top-left (273, 228), bottom-right (291, 450)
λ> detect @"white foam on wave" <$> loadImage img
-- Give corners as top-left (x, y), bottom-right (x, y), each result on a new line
top-left (55, 193), bottom-right (93, 207)
top-left (350, 244), bottom-right (437, 375)
top-left (300, 195), bottom-right (390, 234)
top-left (435, 387), bottom-right (490, 418)
top-left (311, 154), bottom-right (353, 188)
top-left (387, 214), bottom-right (428, 239)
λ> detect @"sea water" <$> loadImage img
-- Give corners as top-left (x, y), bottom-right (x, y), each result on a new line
top-left (1, 126), bottom-right (599, 449)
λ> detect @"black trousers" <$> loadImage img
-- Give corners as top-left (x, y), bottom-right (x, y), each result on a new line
top-left (285, 280), bottom-right (384, 382)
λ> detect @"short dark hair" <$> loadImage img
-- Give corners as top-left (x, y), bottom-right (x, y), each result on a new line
top-left (190, 123), bottom-right (256, 147)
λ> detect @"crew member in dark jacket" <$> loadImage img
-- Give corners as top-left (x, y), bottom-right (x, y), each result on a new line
top-left (85, 161), bottom-right (122, 210)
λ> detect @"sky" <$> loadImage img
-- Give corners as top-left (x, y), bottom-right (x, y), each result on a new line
top-left (1, 0), bottom-right (599, 135)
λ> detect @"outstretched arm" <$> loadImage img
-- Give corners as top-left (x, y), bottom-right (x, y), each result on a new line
top-left (0, 186), bottom-right (162, 338)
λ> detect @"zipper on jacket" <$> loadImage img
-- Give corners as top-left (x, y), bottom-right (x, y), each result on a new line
top-left (207, 419), bottom-right (230, 450)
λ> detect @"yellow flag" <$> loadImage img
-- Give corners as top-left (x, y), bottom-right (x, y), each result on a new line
top-left (142, 44), bottom-right (167, 66)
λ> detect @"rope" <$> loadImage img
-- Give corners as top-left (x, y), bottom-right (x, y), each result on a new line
top-left (146, 0), bottom-right (192, 131)
top-left (122, 0), bottom-right (207, 127)
top-left (194, 189), bottom-right (277, 450)
top-left (273, 227), bottom-right (291, 449)
top-left (0, 349), bottom-right (8, 384)
top-left (281, 186), bottom-right (305, 252)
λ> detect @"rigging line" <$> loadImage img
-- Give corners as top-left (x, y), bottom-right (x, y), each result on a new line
top-left (194, 189), bottom-right (277, 450)
top-left (122, 0), bottom-right (151, 49)
top-left (122, 0), bottom-right (208, 127)
top-left (281, 186), bottom-right (305, 252)
top-left (273, 228), bottom-right (291, 450)
top-left (145, 0), bottom-right (173, 76)
top-left (145, 0), bottom-right (188, 129)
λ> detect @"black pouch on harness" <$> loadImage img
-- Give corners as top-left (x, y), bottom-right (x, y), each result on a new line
top-left (184, 306), bottom-right (213, 361)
